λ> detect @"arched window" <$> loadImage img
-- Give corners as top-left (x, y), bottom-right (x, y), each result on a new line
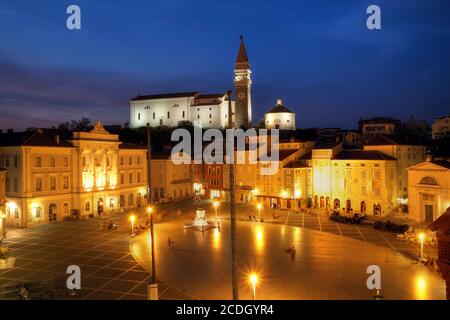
top-left (360, 201), bottom-right (366, 213)
top-left (346, 200), bottom-right (352, 213)
top-left (419, 176), bottom-right (438, 185)
top-left (63, 203), bottom-right (69, 215)
top-left (334, 199), bottom-right (340, 209)
top-left (49, 204), bottom-right (57, 222)
top-left (35, 207), bottom-right (42, 218)
top-left (320, 196), bottom-right (324, 208)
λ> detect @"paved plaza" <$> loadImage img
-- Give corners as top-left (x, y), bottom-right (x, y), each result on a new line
top-left (0, 199), bottom-right (442, 300)
top-left (131, 219), bottom-right (446, 300)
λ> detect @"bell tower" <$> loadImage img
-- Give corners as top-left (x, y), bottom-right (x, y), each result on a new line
top-left (234, 35), bottom-right (252, 128)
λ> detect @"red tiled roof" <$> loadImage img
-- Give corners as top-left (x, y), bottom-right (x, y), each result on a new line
top-left (130, 91), bottom-right (199, 101)
top-left (333, 150), bottom-right (396, 161)
top-left (119, 143), bottom-right (147, 150)
top-left (0, 129), bottom-right (73, 148)
top-left (284, 160), bottom-right (310, 168)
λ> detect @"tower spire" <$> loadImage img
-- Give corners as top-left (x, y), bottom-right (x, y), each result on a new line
top-left (235, 35), bottom-right (250, 69)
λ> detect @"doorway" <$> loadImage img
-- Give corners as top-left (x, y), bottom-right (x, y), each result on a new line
top-left (98, 198), bottom-right (104, 215)
top-left (424, 205), bottom-right (434, 222)
top-left (49, 204), bottom-right (57, 222)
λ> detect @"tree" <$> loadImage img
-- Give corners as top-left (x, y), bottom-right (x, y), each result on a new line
top-left (57, 118), bottom-right (93, 132)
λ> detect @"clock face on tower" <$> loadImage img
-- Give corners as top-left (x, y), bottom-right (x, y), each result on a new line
top-left (237, 92), bottom-right (246, 100)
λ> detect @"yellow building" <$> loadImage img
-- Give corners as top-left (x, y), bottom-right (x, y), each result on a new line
top-left (149, 151), bottom-right (193, 203)
top-left (255, 140), bottom-right (315, 208)
top-left (364, 134), bottom-right (427, 209)
top-left (408, 158), bottom-right (450, 222)
top-left (0, 122), bottom-right (148, 227)
top-left (0, 168), bottom-right (6, 238)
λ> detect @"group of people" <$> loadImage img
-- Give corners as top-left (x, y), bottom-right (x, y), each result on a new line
top-left (286, 246), bottom-right (296, 260)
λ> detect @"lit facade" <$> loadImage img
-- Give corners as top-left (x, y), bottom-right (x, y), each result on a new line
top-left (264, 99), bottom-right (296, 130)
top-left (149, 152), bottom-right (193, 203)
top-left (432, 115), bottom-right (450, 139)
top-left (0, 123), bottom-right (148, 227)
top-left (408, 159), bottom-right (450, 222)
top-left (129, 92), bottom-right (235, 129)
top-left (0, 168), bottom-right (6, 239)
top-left (364, 135), bottom-right (427, 208)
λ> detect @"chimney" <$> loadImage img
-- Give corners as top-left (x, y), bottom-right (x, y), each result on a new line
top-left (55, 134), bottom-right (60, 144)
top-left (426, 150), bottom-right (433, 162)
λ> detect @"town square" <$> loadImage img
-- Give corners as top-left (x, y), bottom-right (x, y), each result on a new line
top-left (0, 0), bottom-right (450, 305)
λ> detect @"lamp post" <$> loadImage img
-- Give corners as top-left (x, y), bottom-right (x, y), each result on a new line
top-left (147, 205), bottom-right (158, 300)
top-left (419, 232), bottom-right (425, 259)
top-left (129, 214), bottom-right (135, 236)
top-left (146, 123), bottom-right (158, 300)
top-left (249, 273), bottom-right (258, 300)
top-left (227, 89), bottom-right (239, 300)
top-left (213, 200), bottom-right (219, 219)
top-left (256, 203), bottom-right (262, 220)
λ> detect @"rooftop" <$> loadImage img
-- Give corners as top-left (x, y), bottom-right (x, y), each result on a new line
top-left (265, 99), bottom-right (294, 114)
top-left (284, 160), bottom-right (310, 169)
top-left (333, 150), bottom-right (397, 161)
top-left (130, 91), bottom-right (199, 101)
top-left (0, 129), bottom-right (73, 148)
top-left (119, 142), bottom-right (147, 150)
top-left (365, 134), bottom-right (427, 146)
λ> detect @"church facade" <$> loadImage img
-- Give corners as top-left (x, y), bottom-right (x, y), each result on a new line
top-left (129, 37), bottom-right (253, 129)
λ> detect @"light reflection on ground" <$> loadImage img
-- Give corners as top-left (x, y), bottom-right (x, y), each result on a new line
top-left (131, 220), bottom-right (445, 300)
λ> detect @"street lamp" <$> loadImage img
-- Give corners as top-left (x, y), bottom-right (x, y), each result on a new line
top-left (129, 214), bottom-right (136, 236)
top-left (256, 203), bottom-right (262, 219)
top-left (419, 232), bottom-right (425, 259)
top-left (147, 205), bottom-right (158, 300)
top-left (213, 200), bottom-right (220, 218)
top-left (249, 273), bottom-right (258, 300)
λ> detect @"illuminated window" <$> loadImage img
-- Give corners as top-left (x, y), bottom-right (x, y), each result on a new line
top-left (35, 177), bottom-right (43, 192)
top-left (128, 194), bottom-right (134, 205)
top-left (50, 157), bottom-right (56, 167)
top-left (50, 176), bottom-right (56, 190)
top-left (63, 203), bottom-right (69, 215)
top-left (35, 207), bottom-right (42, 218)
top-left (63, 176), bottom-right (69, 189)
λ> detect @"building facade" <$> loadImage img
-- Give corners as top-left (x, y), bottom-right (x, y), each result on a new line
top-left (0, 123), bottom-right (148, 227)
top-left (129, 92), bottom-right (235, 129)
top-left (359, 117), bottom-right (401, 140)
top-left (408, 159), bottom-right (450, 222)
top-left (149, 151), bottom-right (193, 203)
top-left (364, 135), bottom-right (427, 210)
top-left (432, 115), bottom-right (450, 140)
top-left (129, 36), bottom-right (253, 130)
top-left (264, 99), bottom-right (296, 130)
top-left (0, 168), bottom-right (6, 240)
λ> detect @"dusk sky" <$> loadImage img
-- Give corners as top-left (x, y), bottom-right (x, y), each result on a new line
top-left (0, 0), bottom-right (449, 130)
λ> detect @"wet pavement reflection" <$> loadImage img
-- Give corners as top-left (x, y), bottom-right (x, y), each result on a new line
top-left (131, 219), bottom-right (445, 300)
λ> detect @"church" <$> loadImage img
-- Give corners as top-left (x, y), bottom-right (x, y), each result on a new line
top-left (129, 36), bottom-right (254, 129)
